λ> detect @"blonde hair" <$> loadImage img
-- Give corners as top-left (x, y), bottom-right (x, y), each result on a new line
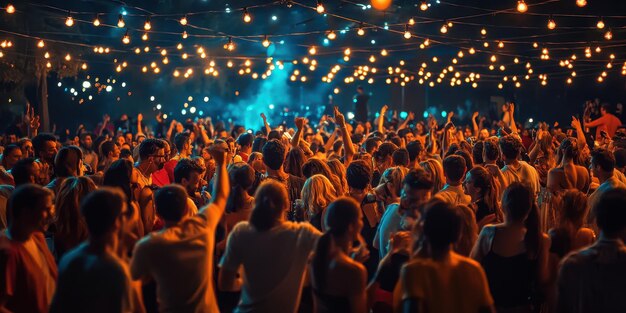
top-left (301, 174), bottom-right (337, 219)
top-left (420, 159), bottom-right (445, 193)
top-left (326, 159), bottom-right (348, 196)
top-left (379, 166), bottom-right (409, 197)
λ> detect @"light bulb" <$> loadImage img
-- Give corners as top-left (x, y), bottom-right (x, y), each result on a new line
top-left (481, 28), bottom-right (487, 35)
top-left (309, 46), bottom-right (317, 55)
top-left (117, 15), bottom-right (125, 28)
top-left (182, 31), bottom-right (188, 39)
top-left (357, 24), bottom-right (365, 36)
top-left (327, 31), bottom-right (336, 40)
top-left (180, 16), bottom-right (188, 25)
top-left (37, 40), bottom-right (44, 48)
top-left (597, 18), bottom-right (605, 29)
top-left (316, 1), bottom-right (325, 13)
top-left (7, 4), bottom-right (15, 14)
top-left (65, 54), bottom-right (71, 61)
top-left (517, 0), bottom-right (527, 13)
top-left (605, 29), bottom-right (613, 40)
top-left (403, 25), bottom-right (411, 39)
top-left (548, 18), bottom-right (556, 30)
top-left (93, 15), bottom-right (100, 26)
top-left (576, 0), bottom-right (587, 7)
top-left (144, 18), bottom-right (151, 30)
top-left (381, 49), bottom-right (388, 56)
top-left (122, 32), bottom-right (130, 44)
top-left (65, 15), bottom-right (74, 27)
top-left (420, 1), bottom-right (428, 11)
top-left (469, 47), bottom-right (476, 54)
top-left (142, 33), bottom-right (148, 41)
top-left (440, 24), bottom-right (448, 34)
top-left (262, 36), bottom-right (270, 47)
top-left (243, 9), bottom-right (251, 23)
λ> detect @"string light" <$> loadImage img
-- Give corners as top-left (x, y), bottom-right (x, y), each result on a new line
top-left (65, 53), bottom-right (71, 61)
top-left (262, 35), bottom-right (270, 47)
top-left (357, 23), bottom-right (365, 36)
top-left (309, 46), bottom-right (317, 55)
top-left (117, 14), bottom-right (125, 28)
top-left (142, 33), bottom-right (148, 41)
top-left (440, 23), bottom-right (448, 34)
top-left (37, 40), bottom-right (44, 48)
top-left (182, 31), bottom-right (188, 39)
top-left (547, 17), bottom-right (556, 30)
top-left (122, 31), bottom-right (130, 44)
top-left (243, 8), bottom-right (252, 23)
top-left (517, 0), bottom-right (528, 13)
top-left (224, 37), bottom-right (235, 51)
top-left (381, 49), bottom-right (388, 56)
top-left (144, 17), bottom-right (151, 30)
top-left (597, 18), bottom-right (605, 29)
top-left (327, 31), bottom-right (337, 40)
top-left (480, 28), bottom-right (487, 36)
top-left (316, 1), bottom-right (325, 13)
top-left (65, 12), bottom-right (74, 27)
top-left (420, 1), bottom-right (428, 11)
top-left (93, 14), bottom-right (100, 26)
top-left (576, 0), bottom-right (587, 7)
top-left (6, 4), bottom-right (15, 14)
top-left (403, 25), bottom-right (411, 39)
top-left (408, 18), bottom-right (415, 26)
top-left (180, 15), bottom-right (188, 25)
top-left (604, 29), bottom-right (613, 40)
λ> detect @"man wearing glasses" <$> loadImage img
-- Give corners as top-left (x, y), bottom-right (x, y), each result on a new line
top-left (135, 139), bottom-right (166, 190)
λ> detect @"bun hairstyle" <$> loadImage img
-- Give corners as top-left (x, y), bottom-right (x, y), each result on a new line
top-left (559, 137), bottom-right (580, 161)
top-left (249, 181), bottom-right (289, 232)
top-left (312, 197), bottom-right (361, 290)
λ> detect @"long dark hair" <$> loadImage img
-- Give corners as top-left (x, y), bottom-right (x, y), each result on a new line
top-left (469, 166), bottom-right (503, 222)
top-left (54, 145), bottom-right (83, 177)
top-left (502, 182), bottom-right (541, 258)
top-left (226, 162), bottom-right (255, 213)
top-left (53, 176), bottom-right (97, 253)
top-left (249, 181), bottom-right (289, 231)
top-left (103, 159), bottom-right (134, 212)
top-left (284, 147), bottom-right (306, 178)
top-left (311, 197), bottom-right (360, 290)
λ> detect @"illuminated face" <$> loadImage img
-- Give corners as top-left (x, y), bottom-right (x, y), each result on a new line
top-left (5, 148), bottom-right (22, 169)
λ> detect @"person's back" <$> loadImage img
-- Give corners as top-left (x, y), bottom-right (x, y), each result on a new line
top-left (501, 160), bottom-right (540, 194)
top-left (547, 163), bottom-right (589, 193)
top-left (131, 145), bottom-right (229, 313)
top-left (557, 188), bottom-right (626, 313)
top-left (221, 220), bottom-right (320, 313)
top-left (51, 243), bottom-right (133, 313)
top-left (397, 252), bottom-right (492, 313)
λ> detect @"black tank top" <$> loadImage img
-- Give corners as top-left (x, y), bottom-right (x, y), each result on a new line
top-left (481, 228), bottom-right (537, 308)
top-left (313, 288), bottom-right (351, 313)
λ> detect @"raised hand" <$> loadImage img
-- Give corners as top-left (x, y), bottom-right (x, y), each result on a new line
top-left (208, 143), bottom-right (227, 166)
top-left (408, 112), bottom-right (415, 120)
top-left (571, 116), bottom-right (581, 129)
top-left (103, 114), bottom-right (110, 123)
top-left (294, 117), bottom-right (307, 129)
top-left (260, 113), bottom-right (267, 121)
top-left (472, 111), bottom-right (479, 120)
top-left (137, 113), bottom-right (143, 122)
top-left (334, 106), bottom-right (346, 127)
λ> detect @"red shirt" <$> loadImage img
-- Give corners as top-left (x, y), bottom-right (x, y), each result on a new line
top-left (0, 232), bottom-right (58, 313)
top-left (586, 113), bottom-right (622, 139)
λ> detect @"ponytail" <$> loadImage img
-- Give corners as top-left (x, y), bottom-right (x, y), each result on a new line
top-left (249, 181), bottom-right (288, 232)
top-left (312, 232), bottom-right (334, 290)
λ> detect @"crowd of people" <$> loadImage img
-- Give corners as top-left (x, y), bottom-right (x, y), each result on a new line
top-left (0, 97), bottom-right (625, 313)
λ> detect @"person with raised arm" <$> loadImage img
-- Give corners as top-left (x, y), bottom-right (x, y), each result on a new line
top-left (130, 144), bottom-right (229, 313)
top-left (334, 106), bottom-right (356, 165)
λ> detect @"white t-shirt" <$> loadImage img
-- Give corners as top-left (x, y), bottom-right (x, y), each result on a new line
top-left (50, 243), bottom-right (133, 313)
top-left (501, 161), bottom-right (541, 195)
top-left (219, 221), bottom-right (322, 313)
top-left (433, 184), bottom-right (472, 206)
top-left (131, 203), bottom-right (221, 313)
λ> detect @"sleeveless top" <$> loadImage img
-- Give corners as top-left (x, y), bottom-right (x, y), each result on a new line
top-left (481, 228), bottom-right (537, 308)
top-left (313, 288), bottom-right (351, 313)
